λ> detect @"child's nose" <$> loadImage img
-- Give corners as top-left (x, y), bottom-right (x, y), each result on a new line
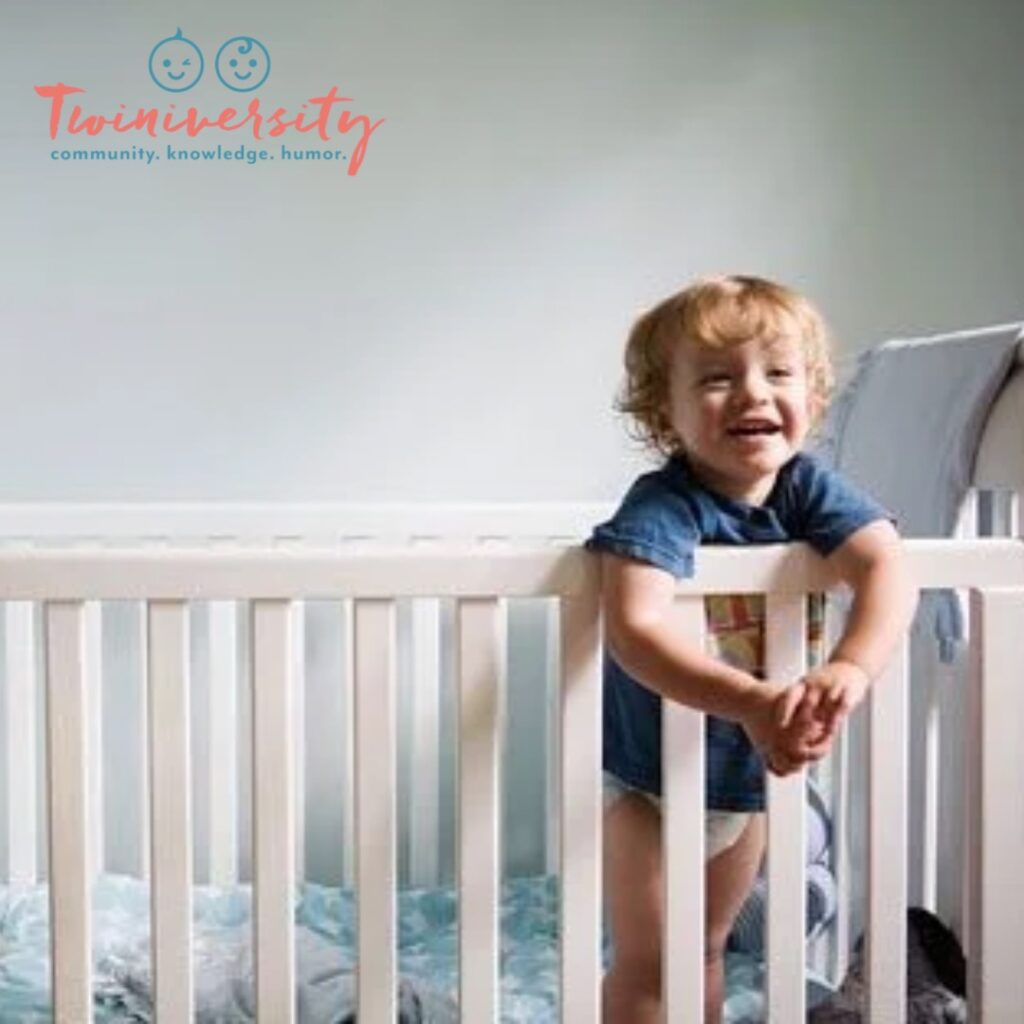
top-left (737, 372), bottom-right (771, 404)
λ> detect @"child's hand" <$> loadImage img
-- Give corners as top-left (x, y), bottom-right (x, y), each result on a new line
top-left (793, 660), bottom-right (871, 739)
top-left (740, 683), bottom-right (832, 776)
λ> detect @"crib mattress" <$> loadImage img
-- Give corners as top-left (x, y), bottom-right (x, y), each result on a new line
top-left (0, 874), bottom-right (831, 1022)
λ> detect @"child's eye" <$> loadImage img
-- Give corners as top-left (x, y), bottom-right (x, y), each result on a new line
top-left (699, 373), bottom-right (731, 388)
top-left (768, 367), bottom-right (793, 380)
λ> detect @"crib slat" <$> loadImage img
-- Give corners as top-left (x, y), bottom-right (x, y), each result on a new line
top-left (147, 601), bottom-right (193, 1022)
top-left (4, 601), bottom-right (38, 883)
top-left (867, 635), bottom-right (909, 1023)
top-left (409, 598), bottom-right (441, 887)
top-left (966, 588), bottom-right (1024, 1021)
top-left (663, 595), bottom-right (706, 1022)
top-left (545, 600), bottom-right (561, 876)
top-left (558, 581), bottom-right (602, 1024)
top-left (341, 600), bottom-right (356, 889)
top-left (252, 600), bottom-right (296, 1024)
top-left (457, 598), bottom-right (505, 1024)
top-left (291, 602), bottom-right (306, 881)
top-left (764, 593), bottom-right (808, 1023)
top-left (354, 599), bottom-right (397, 1024)
top-left (45, 601), bottom-right (92, 1024)
top-left (207, 601), bottom-right (239, 884)
top-left (823, 599), bottom-right (852, 984)
top-left (920, 650), bottom-right (941, 914)
top-left (84, 602), bottom-right (104, 878)
top-left (127, 603), bottom-right (151, 880)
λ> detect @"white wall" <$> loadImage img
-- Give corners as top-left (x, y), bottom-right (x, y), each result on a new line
top-left (2, 0), bottom-right (1022, 501)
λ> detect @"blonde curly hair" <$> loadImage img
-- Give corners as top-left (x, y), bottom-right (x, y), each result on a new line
top-left (617, 275), bottom-right (835, 456)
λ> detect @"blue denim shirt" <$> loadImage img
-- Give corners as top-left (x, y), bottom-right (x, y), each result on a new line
top-left (587, 452), bottom-right (889, 811)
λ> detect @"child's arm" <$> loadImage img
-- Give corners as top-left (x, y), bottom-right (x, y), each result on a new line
top-left (600, 552), bottom-right (823, 770)
top-left (798, 519), bottom-right (918, 734)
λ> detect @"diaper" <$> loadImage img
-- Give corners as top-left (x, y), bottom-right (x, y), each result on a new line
top-left (602, 771), bottom-right (750, 860)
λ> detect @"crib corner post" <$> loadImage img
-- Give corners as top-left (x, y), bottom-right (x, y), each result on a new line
top-left (965, 586), bottom-right (1024, 1021)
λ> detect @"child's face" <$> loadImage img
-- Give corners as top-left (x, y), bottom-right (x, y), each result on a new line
top-left (667, 333), bottom-right (812, 504)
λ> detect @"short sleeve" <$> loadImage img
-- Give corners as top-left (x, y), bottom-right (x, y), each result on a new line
top-left (787, 454), bottom-right (894, 556)
top-left (585, 472), bottom-right (700, 578)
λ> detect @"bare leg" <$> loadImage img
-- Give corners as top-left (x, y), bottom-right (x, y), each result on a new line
top-left (602, 792), bottom-right (664, 1024)
top-left (602, 802), bottom-right (765, 1024)
top-left (703, 814), bottom-right (765, 1023)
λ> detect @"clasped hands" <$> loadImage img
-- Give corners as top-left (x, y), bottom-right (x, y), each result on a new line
top-left (743, 660), bottom-right (871, 776)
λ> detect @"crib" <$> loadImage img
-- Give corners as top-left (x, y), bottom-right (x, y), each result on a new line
top-left (1, 377), bottom-right (1023, 1023)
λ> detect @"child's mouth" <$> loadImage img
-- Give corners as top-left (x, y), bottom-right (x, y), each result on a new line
top-left (727, 422), bottom-right (780, 437)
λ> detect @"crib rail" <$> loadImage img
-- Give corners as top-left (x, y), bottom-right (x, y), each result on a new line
top-left (1, 537), bottom-right (1023, 1022)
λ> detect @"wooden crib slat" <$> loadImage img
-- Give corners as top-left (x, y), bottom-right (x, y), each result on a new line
top-left (409, 598), bottom-right (441, 887)
top-left (147, 601), bottom-right (193, 1022)
top-left (663, 595), bottom-right (706, 1022)
top-left (84, 602), bottom-right (104, 879)
top-left (291, 602), bottom-right (307, 882)
top-left (966, 588), bottom-right (1024, 1021)
top-left (5, 601), bottom-right (38, 883)
top-left (822, 598), bottom-right (852, 985)
top-left (457, 597), bottom-right (505, 1024)
top-left (354, 599), bottom-right (397, 1024)
top-left (207, 600), bottom-right (239, 885)
top-left (919, 653), bottom-right (942, 915)
top-left (867, 634), bottom-right (909, 1023)
top-left (45, 601), bottom-right (93, 1024)
top-left (545, 600), bottom-right (561, 877)
top-left (341, 600), bottom-right (355, 889)
top-left (764, 593), bottom-right (808, 1023)
top-left (126, 603), bottom-right (151, 881)
top-left (558, 582), bottom-right (602, 1024)
top-left (251, 600), bottom-right (296, 1024)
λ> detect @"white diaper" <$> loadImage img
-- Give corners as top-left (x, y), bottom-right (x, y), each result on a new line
top-left (602, 771), bottom-right (750, 860)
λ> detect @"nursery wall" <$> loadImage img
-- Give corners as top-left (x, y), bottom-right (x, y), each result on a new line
top-left (1, 0), bottom-right (1022, 501)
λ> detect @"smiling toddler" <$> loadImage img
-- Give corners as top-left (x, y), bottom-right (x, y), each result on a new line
top-left (587, 275), bottom-right (917, 1023)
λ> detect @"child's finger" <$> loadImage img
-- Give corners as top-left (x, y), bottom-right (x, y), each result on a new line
top-left (800, 733), bottom-right (834, 759)
top-left (821, 699), bottom-right (847, 731)
top-left (824, 685), bottom-right (846, 711)
top-left (799, 685), bottom-right (824, 719)
top-left (776, 684), bottom-right (805, 728)
top-left (768, 752), bottom-right (799, 776)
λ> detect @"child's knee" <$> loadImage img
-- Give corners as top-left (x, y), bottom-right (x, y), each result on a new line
top-left (704, 934), bottom-right (728, 966)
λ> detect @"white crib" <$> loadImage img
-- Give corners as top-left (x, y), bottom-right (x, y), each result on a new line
top-left (1, 374), bottom-right (1022, 1023)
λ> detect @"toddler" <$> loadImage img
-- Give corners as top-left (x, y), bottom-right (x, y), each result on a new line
top-left (586, 275), bottom-right (916, 1023)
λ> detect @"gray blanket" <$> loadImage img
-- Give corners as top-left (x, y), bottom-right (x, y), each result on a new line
top-left (815, 323), bottom-right (1022, 659)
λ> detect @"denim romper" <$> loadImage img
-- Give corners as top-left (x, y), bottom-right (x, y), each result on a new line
top-left (587, 451), bottom-right (889, 812)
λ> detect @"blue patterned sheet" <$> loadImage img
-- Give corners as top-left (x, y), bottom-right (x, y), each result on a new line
top-left (0, 874), bottom-right (832, 1021)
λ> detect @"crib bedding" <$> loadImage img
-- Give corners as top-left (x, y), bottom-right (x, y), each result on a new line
top-left (0, 874), bottom-right (832, 1022)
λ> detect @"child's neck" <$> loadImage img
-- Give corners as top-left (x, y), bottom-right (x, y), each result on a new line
top-left (683, 458), bottom-right (778, 506)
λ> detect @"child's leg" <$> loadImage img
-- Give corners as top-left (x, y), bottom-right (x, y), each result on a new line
top-left (703, 813), bottom-right (765, 1023)
top-left (603, 800), bottom-right (766, 1024)
top-left (603, 791), bottom-right (664, 1024)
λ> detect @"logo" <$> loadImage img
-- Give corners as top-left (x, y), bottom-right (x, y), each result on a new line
top-left (148, 28), bottom-right (205, 92)
top-left (214, 36), bottom-right (271, 92)
top-left (36, 30), bottom-right (383, 175)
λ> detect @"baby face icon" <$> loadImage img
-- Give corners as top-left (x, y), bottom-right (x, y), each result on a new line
top-left (215, 36), bottom-right (271, 92)
top-left (149, 28), bottom-right (204, 92)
